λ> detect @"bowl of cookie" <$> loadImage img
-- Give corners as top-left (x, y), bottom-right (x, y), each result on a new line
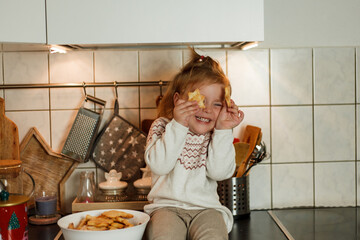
top-left (57, 209), bottom-right (150, 240)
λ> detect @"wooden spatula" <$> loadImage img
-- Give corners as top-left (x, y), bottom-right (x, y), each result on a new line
top-left (233, 142), bottom-right (250, 176)
top-left (0, 98), bottom-right (20, 160)
top-left (236, 125), bottom-right (261, 177)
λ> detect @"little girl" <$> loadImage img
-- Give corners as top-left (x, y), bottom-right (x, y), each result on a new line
top-left (144, 48), bottom-right (244, 240)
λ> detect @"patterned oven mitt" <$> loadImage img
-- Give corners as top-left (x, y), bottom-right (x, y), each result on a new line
top-left (90, 100), bottom-right (147, 181)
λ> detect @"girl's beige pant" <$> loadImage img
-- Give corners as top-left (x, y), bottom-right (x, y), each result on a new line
top-left (144, 207), bottom-right (228, 240)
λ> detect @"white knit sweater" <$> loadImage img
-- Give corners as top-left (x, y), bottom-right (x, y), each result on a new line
top-left (144, 117), bottom-right (236, 232)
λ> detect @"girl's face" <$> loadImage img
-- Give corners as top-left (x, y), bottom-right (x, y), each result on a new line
top-left (187, 83), bottom-right (224, 135)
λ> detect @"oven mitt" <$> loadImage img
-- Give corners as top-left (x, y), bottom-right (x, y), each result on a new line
top-left (90, 100), bottom-right (147, 181)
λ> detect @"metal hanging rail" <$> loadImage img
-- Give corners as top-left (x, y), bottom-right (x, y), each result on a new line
top-left (0, 80), bottom-right (169, 89)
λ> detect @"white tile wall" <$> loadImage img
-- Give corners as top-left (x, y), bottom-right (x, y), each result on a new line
top-left (271, 106), bottom-right (313, 163)
top-left (6, 110), bottom-right (51, 144)
top-left (51, 110), bottom-right (78, 152)
top-left (314, 48), bottom-right (355, 104)
top-left (95, 50), bottom-right (138, 82)
top-left (315, 162), bottom-right (355, 207)
top-left (249, 164), bottom-right (271, 210)
top-left (139, 50), bottom-right (182, 82)
top-left (314, 105), bottom-right (355, 161)
top-left (270, 48), bottom-right (313, 105)
top-left (49, 51), bottom-right (94, 111)
top-left (5, 89), bottom-right (49, 111)
top-left (1, 46), bottom-right (359, 213)
top-left (94, 50), bottom-right (139, 109)
top-left (139, 50), bottom-right (182, 108)
top-left (228, 49), bottom-right (270, 106)
top-left (3, 52), bottom-right (48, 84)
top-left (272, 163), bottom-right (314, 208)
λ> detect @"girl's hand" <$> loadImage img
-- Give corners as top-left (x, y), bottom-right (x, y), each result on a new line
top-left (173, 95), bottom-right (199, 127)
top-left (215, 99), bottom-right (244, 130)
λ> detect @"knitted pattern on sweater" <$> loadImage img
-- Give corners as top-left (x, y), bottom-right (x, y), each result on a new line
top-left (144, 117), bottom-right (236, 233)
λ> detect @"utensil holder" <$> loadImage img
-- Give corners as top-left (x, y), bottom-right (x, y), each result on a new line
top-left (217, 175), bottom-right (250, 218)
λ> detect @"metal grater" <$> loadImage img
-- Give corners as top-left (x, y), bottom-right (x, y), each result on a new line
top-left (61, 95), bottom-right (106, 162)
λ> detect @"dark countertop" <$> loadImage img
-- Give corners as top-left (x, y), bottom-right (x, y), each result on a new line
top-left (28, 210), bottom-right (286, 240)
top-left (28, 207), bottom-right (360, 240)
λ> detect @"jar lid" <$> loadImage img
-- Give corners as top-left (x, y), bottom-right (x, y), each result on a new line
top-left (99, 181), bottom-right (128, 190)
top-left (0, 194), bottom-right (29, 207)
top-left (0, 160), bottom-right (22, 178)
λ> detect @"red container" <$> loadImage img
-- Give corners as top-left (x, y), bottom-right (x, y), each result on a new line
top-left (0, 195), bottom-right (29, 240)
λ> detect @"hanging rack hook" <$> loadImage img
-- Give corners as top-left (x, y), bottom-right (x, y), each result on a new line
top-left (114, 81), bottom-right (119, 99)
top-left (82, 82), bottom-right (88, 100)
top-left (159, 80), bottom-right (163, 96)
top-left (156, 80), bottom-right (164, 107)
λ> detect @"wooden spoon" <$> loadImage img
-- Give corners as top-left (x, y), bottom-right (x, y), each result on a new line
top-left (233, 142), bottom-right (250, 177)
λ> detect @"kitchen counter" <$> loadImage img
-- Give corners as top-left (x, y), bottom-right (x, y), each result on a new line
top-left (29, 210), bottom-right (284, 240)
top-left (28, 207), bottom-right (360, 240)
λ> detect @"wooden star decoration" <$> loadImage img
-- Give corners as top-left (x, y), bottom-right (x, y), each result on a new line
top-left (20, 127), bottom-right (78, 214)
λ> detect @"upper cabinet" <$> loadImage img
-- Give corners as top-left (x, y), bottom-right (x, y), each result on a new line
top-left (46, 0), bottom-right (264, 45)
top-left (0, 0), bottom-right (46, 44)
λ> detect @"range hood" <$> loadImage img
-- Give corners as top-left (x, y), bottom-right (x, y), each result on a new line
top-left (46, 0), bottom-right (264, 50)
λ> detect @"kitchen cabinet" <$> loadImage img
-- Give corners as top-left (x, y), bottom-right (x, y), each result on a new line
top-left (46, 0), bottom-right (264, 45)
top-left (0, 0), bottom-right (46, 44)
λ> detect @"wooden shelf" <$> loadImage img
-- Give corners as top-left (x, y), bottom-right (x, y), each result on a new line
top-left (72, 198), bottom-right (148, 213)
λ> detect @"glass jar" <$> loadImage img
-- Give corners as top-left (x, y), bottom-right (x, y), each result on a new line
top-left (0, 160), bottom-right (35, 240)
top-left (0, 160), bottom-right (35, 199)
top-left (77, 171), bottom-right (96, 203)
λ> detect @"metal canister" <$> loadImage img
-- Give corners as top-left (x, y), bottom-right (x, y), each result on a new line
top-left (217, 175), bottom-right (250, 219)
top-left (0, 160), bottom-right (34, 240)
top-left (0, 195), bottom-right (29, 240)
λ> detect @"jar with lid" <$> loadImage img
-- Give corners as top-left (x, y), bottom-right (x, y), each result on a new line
top-left (0, 160), bottom-right (35, 240)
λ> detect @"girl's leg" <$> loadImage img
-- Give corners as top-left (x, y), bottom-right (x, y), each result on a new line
top-left (145, 208), bottom-right (187, 240)
top-left (188, 209), bottom-right (228, 240)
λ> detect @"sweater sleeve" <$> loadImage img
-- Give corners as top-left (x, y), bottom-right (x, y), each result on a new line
top-left (206, 129), bottom-right (236, 181)
top-left (145, 118), bottom-right (188, 176)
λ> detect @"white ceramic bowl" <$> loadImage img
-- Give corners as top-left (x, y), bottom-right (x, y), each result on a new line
top-left (57, 209), bottom-right (150, 240)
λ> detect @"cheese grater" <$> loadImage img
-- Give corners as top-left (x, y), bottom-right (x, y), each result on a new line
top-left (61, 95), bottom-right (106, 162)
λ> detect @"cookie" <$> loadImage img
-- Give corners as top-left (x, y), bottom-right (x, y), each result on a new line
top-left (188, 89), bottom-right (205, 108)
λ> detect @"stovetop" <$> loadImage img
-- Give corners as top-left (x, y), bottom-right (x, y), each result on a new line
top-left (268, 207), bottom-right (359, 240)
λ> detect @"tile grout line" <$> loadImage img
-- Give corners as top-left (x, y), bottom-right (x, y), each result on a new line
top-left (312, 48), bottom-right (316, 208)
top-left (355, 47), bottom-right (358, 207)
top-left (268, 48), bottom-right (273, 209)
top-left (47, 51), bottom-right (53, 148)
top-left (137, 51), bottom-right (141, 129)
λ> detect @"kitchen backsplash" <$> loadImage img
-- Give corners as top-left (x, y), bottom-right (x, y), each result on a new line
top-left (1, 47), bottom-right (359, 212)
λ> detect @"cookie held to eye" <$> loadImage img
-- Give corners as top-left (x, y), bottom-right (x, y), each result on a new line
top-left (225, 86), bottom-right (231, 107)
top-left (188, 89), bottom-right (205, 108)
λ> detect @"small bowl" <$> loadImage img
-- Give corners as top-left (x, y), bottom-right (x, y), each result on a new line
top-left (57, 209), bottom-right (150, 240)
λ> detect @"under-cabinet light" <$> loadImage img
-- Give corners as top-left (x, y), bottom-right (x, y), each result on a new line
top-left (50, 45), bottom-right (70, 54)
top-left (240, 41), bottom-right (258, 50)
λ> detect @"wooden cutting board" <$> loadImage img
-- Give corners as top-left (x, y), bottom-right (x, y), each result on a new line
top-left (0, 97), bottom-right (20, 160)
top-left (20, 127), bottom-right (78, 214)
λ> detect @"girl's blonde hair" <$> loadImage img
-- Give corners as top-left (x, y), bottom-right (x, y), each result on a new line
top-left (157, 48), bottom-right (231, 119)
